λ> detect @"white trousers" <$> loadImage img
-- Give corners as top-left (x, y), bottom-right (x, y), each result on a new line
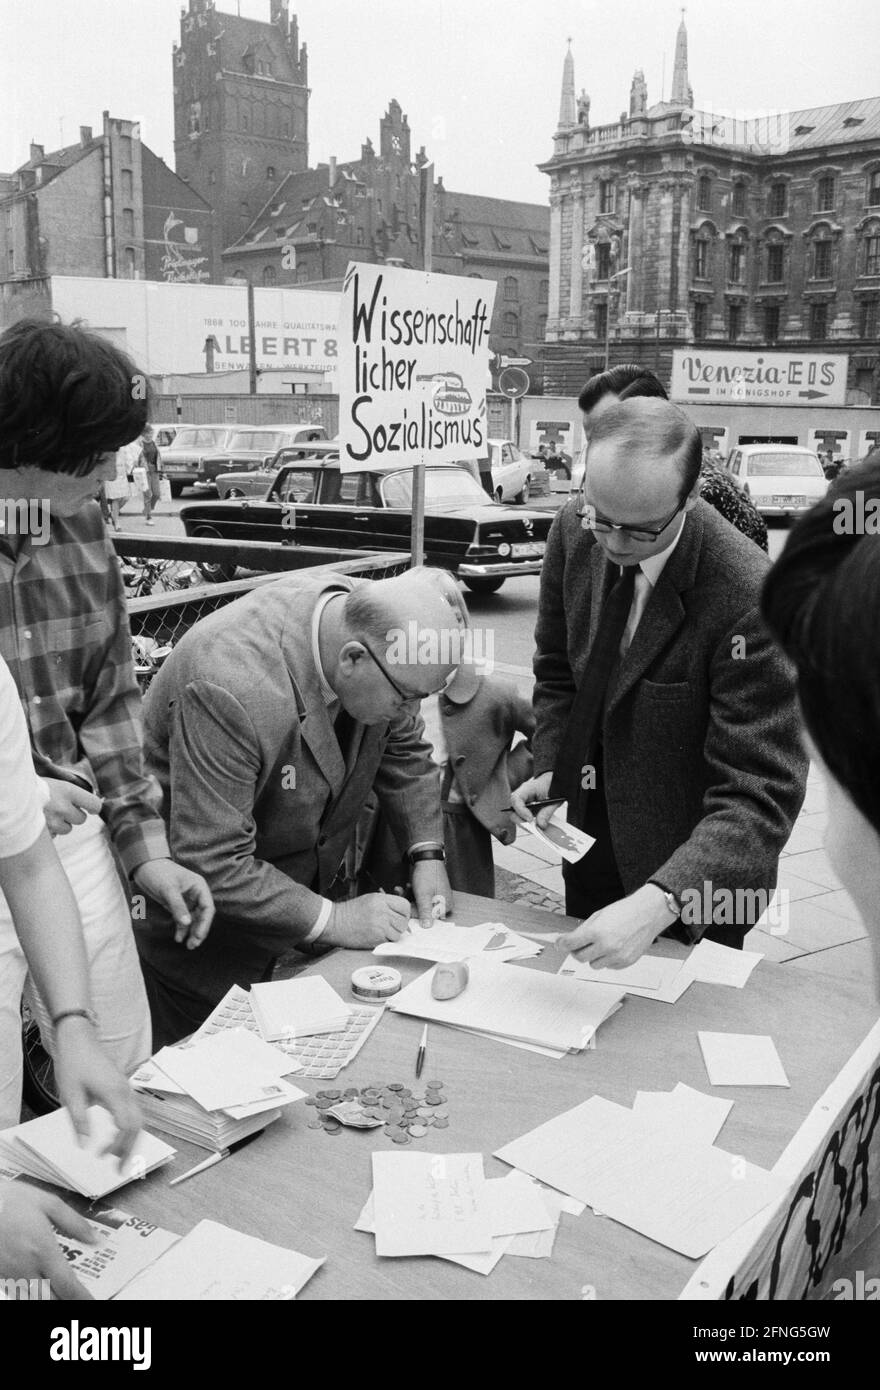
top-left (0, 814), bottom-right (151, 1129)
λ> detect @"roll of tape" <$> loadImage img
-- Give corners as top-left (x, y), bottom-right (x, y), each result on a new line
top-left (351, 966), bottom-right (402, 1001)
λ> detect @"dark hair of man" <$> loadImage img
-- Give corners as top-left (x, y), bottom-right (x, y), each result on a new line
top-left (577, 363), bottom-right (668, 415)
top-left (761, 449), bottom-right (880, 838)
top-left (0, 317), bottom-right (151, 476)
top-left (586, 396), bottom-right (703, 497)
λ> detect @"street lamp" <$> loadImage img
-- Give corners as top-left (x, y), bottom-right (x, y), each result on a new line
top-left (604, 267), bottom-right (631, 370)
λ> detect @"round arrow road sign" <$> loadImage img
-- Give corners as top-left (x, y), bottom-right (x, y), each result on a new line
top-left (498, 366), bottom-right (530, 399)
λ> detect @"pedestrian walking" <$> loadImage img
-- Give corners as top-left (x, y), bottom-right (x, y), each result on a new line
top-left (138, 425), bottom-right (162, 525)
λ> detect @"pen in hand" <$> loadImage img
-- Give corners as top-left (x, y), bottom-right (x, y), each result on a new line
top-left (415, 1024), bottom-right (428, 1080)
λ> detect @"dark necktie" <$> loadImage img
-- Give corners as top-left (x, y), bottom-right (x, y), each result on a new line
top-left (550, 562), bottom-right (637, 822)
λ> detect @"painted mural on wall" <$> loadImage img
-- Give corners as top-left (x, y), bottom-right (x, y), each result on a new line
top-left (160, 211), bottom-right (209, 284)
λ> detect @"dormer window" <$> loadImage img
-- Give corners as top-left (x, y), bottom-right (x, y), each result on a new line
top-left (843, 116), bottom-right (865, 128)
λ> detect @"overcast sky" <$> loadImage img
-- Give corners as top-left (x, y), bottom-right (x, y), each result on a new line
top-left (1, 0), bottom-right (878, 205)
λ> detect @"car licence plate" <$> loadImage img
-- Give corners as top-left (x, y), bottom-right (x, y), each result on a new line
top-left (512, 541), bottom-right (545, 558)
top-left (770, 495), bottom-right (807, 506)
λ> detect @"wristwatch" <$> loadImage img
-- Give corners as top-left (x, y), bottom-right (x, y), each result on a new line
top-left (408, 847), bottom-right (446, 865)
top-left (650, 882), bottom-right (681, 919)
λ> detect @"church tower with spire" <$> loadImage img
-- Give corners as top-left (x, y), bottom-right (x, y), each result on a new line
top-left (558, 40), bottom-right (577, 129)
top-left (173, 0), bottom-right (309, 254)
top-left (669, 11), bottom-right (694, 107)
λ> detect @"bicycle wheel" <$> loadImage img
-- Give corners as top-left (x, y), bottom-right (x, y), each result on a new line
top-left (20, 1001), bottom-right (60, 1114)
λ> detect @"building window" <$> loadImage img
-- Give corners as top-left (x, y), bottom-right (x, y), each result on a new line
top-left (355, 184), bottom-right (366, 198)
top-left (502, 311), bottom-right (518, 338)
top-left (503, 275), bottom-right (518, 301)
top-left (868, 169), bottom-right (880, 207)
top-left (766, 243), bottom-right (784, 282)
top-left (537, 313), bottom-right (547, 337)
top-left (727, 303), bottom-right (743, 342)
top-left (262, 265), bottom-right (277, 286)
top-left (692, 301), bottom-right (707, 340)
top-left (120, 136), bottom-right (132, 163)
top-left (267, 166), bottom-right (276, 181)
top-left (732, 181), bottom-right (747, 218)
top-left (121, 207), bottom-right (134, 237)
top-left (307, 222), bottom-right (317, 235)
top-left (768, 181), bottom-right (787, 217)
top-left (810, 302), bottom-right (828, 339)
top-left (728, 243), bottom-right (745, 282)
top-left (764, 304), bottom-right (780, 342)
top-left (539, 278), bottom-right (549, 302)
top-left (188, 102), bottom-right (201, 135)
top-left (817, 175), bottom-right (835, 211)
top-left (595, 242), bottom-right (611, 280)
top-left (123, 247), bottom-right (136, 279)
top-left (208, 170), bottom-right (216, 184)
top-left (697, 175), bottom-right (711, 211)
top-left (860, 299), bottom-right (879, 338)
top-left (865, 235), bottom-right (880, 276)
top-left (296, 267), bottom-right (309, 283)
top-left (813, 240), bottom-right (832, 278)
top-left (694, 239), bottom-right (709, 279)
top-left (355, 226), bottom-right (364, 245)
top-left (599, 180), bottom-right (615, 214)
top-left (594, 302), bottom-right (608, 341)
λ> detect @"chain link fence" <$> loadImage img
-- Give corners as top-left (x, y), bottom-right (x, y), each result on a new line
top-left (125, 549), bottom-right (410, 689)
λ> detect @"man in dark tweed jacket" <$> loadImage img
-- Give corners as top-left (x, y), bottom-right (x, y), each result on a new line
top-left (512, 398), bottom-right (808, 968)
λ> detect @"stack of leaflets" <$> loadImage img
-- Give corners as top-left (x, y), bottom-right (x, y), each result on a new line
top-left (131, 1027), bottom-right (307, 1151)
top-left (0, 1107), bottom-right (175, 1199)
top-left (249, 976), bottom-right (352, 1042)
top-left (388, 956), bottom-right (625, 1054)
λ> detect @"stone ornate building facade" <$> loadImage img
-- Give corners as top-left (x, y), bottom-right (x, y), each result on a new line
top-left (541, 20), bottom-right (880, 401)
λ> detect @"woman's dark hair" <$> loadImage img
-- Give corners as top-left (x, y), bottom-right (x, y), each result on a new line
top-left (761, 448), bottom-right (880, 837)
top-left (0, 317), bottom-right (152, 476)
top-left (577, 363), bottom-right (668, 415)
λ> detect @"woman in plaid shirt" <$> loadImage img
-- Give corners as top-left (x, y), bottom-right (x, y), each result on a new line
top-left (0, 319), bottom-right (213, 1106)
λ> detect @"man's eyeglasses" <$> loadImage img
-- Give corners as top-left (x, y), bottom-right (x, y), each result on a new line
top-left (576, 491), bottom-right (685, 544)
top-left (359, 639), bottom-right (456, 703)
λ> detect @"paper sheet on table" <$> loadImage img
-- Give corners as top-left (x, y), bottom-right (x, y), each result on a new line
top-left (698, 1032), bottom-right (790, 1087)
top-left (559, 955), bottom-right (668, 991)
top-left (250, 975), bottom-right (351, 1041)
top-left (153, 1029), bottom-right (305, 1111)
top-left (633, 1083), bottom-right (734, 1146)
top-left (559, 953), bottom-right (692, 1004)
top-left (371, 1151), bottom-right (493, 1257)
top-left (375, 921), bottom-right (540, 964)
top-left (495, 1095), bottom-right (787, 1259)
top-left (12, 1107), bottom-right (175, 1200)
top-left (354, 1192), bottom-right (511, 1274)
top-left (440, 1022), bottom-right (568, 1059)
top-left (56, 1211), bottom-right (181, 1300)
top-left (389, 955), bottom-right (624, 1052)
top-left (681, 939), bottom-right (764, 988)
top-left (522, 804), bottom-right (595, 864)
top-left (114, 1219), bottom-right (324, 1300)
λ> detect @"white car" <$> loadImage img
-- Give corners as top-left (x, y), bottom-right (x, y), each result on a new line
top-left (725, 444), bottom-right (828, 517)
top-left (483, 439), bottom-right (533, 504)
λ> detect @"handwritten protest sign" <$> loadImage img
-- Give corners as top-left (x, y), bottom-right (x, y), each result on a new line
top-left (337, 262), bottom-right (496, 473)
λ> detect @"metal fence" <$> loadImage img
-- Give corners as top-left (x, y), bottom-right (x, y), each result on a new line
top-left (125, 549), bottom-right (410, 686)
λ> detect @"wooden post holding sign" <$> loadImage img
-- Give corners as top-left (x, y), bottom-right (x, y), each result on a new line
top-left (247, 280), bottom-right (258, 396)
top-left (409, 164), bottom-right (435, 567)
top-left (335, 259), bottom-right (497, 571)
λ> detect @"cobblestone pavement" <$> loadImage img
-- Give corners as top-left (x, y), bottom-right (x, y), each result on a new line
top-left (494, 866), bottom-right (565, 915)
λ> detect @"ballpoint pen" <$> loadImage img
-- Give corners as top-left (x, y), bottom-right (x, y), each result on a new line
top-left (168, 1127), bottom-right (266, 1186)
top-left (415, 1024), bottom-right (428, 1079)
top-left (502, 798), bottom-right (565, 813)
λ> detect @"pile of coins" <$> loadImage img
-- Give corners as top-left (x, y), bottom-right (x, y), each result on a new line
top-left (304, 1081), bottom-right (449, 1144)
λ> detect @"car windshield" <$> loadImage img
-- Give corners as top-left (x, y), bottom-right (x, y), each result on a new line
top-left (228, 430), bottom-right (285, 451)
top-left (746, 453), bottom-right (824, 478)
top-left (380, 468), bottom-right (491, 509)
top-left (173, 428), bottom-right (229, 449)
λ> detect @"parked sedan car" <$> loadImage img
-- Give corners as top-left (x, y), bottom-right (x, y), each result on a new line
top-left (463, 440), bottom-right (533, 503)
top-left (195, 423), bottom-right (328, 494)
top-left (181, 458), bottom-right (552, 592)
top-left (215, 441), bottom-right (341, 499)
top-left (725, 444), bottom-right (828, 517)
top-left (160, 425), bottom-right (238, 497)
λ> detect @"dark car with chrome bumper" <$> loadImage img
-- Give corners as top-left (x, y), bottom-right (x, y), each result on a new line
top-left (181, 455), bottom-right (552, 591)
